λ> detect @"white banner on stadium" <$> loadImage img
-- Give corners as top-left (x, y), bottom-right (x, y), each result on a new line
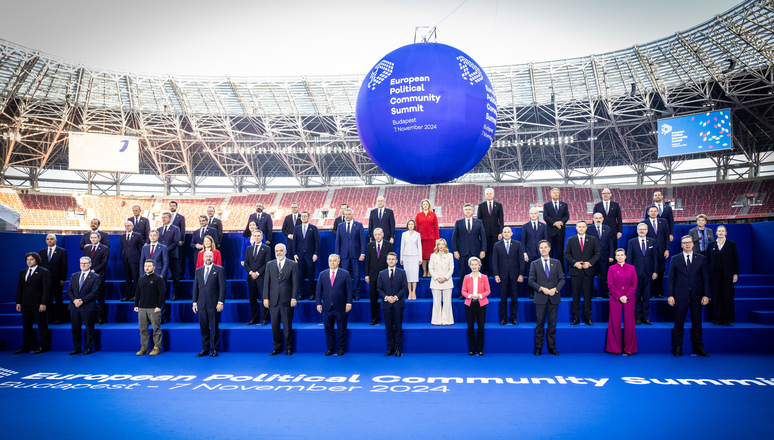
top-left (68, 132), bottom-right (140, 173)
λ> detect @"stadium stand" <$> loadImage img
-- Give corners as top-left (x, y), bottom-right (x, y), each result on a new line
top-left (221, 194), bottom-right (275, 230)
top-left (610, 187), bottom-right (667, 222)
top-left (273, 190), bottom-right (328, 228)
top-left (541, 186), bottom-right (594, 224)
top-left (434, 184), bottom-right (483, 227)
top-left (748, 179), bottom-right (774, 216)
top-left (80, 196), bottom-right (155, 230)
top-left (673, 181), bottom-right (752, 220)
top-left (161, 197), bottom-right (225, 231)
top-left (0, 192), bottom-right (79, 228)
top-left (384, 185), bottom-right (431, 227)
top-left (329, 186), bottom-right (379, 223)
top-left (493, 185), bottom-right (536, 224)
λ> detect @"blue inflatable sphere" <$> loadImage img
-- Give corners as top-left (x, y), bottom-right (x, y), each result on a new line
top-left (356, 43), bottom-right (497, 185)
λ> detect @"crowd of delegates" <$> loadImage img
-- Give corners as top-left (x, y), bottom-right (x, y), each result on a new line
top-left (12, 189), bottom-right (740, 359)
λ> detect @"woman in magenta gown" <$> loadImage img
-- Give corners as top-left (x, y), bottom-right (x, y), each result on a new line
top-left (606, 248), bottom-right (638, 355)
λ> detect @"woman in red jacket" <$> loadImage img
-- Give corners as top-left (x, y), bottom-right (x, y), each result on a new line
top-left (415, 199), bottom-right (439, 278)
top-left (461, 257), bottom-right (490, 356)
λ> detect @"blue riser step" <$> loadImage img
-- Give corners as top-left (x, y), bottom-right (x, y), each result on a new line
top-left (749, 311), bottom-right (774, 325)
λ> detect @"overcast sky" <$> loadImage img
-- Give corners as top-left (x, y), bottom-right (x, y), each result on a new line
top-left (1, 0), bottom-right (742, 77)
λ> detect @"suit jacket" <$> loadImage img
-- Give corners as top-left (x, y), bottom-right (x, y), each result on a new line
top-left (140, 242), bottom-right (169, 277)
top-left (451, 218), bottom-right (486, 256)
top-left (207, 216), bottom-right (224, 245)
top-left (492, 239), bottom-right (525, 280)
top-left (461, 273), bottom-right (491, 306)
top-left (707, 240), bottom-right (739, 279)
top-left (543, 200), bottom-right (570, 238)
top-left (365, 240), bottom-right (394, 278)
top-left (292, 223), bottom-right (319, 260)
top-left (127, 215), bottom-right (151, 243)
top-left (282, 213), bottom-right (302, 239)
top-left (667, 252), bottom-right (710, 301)
top-left (645, 217), bottom-right (670, 254)
top-left (332, 215), bottom-right (346, 237)
top-left (83, 244), bottom-right (109, 275)
top-left (67, 271), bottom-right (100, 311)
top-left (592, 200), bottom-right (623, 235)
top-left (17, 266), bottom-right (51, 306)
top-left (315, 268), bottom-right (353, 311)
top-left (563, 235), bottom-right (600, 276)
top-left (192, 264), bottom-right (226, 309)
top-left (626, 236), bottom-right (659, 277)
top-left (521, 221), bottom-right (547, 261)
top-left (120, 231), bottom-right (143, 263)
top-left (157, 224), bottom-right (182, 258)
top-left (586, 223), bottom-right (615, 262)
top-left (191, 226), bottom-right (219, 250)
top-left (477, 200), bottom-right (504, 238)
top-left (377, 267), bottom-right (407, 309)
top-left (246, 212), bottom-right (273, 242)
top-left (39, 245), bottom-right (67, 285)
top-left (335, 221), bottom-right (366, 259)
top-left (528, 257), bottom-right (565, 305)
top-left (244, 243), bottom-right (271, 279)
top-left (644, 203), bottom-right (674, 236)
top-left (170, 213), bottom-right (186, 240)
top-left (368, 207), bottom-right (396, 241)
top-left (688, 227), bottom-right (715, 252)
top-left (263, 259), bottom-right (299, 307)
top-left (80, 230), bottom-right (110, 250)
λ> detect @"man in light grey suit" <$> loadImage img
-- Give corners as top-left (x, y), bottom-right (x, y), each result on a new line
top-left (263, 244), bottom-right (299, 355)
top-left (529, 240), bottom-right (565, 356)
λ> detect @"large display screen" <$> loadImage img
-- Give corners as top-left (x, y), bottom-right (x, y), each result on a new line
top-left (657, 109), bottom-right (732, 158)
top-left (68, 132), bottom-right (140, 173)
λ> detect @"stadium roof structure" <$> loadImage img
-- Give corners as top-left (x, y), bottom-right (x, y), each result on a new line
top-left (0, 0), bottom-right (773, 193)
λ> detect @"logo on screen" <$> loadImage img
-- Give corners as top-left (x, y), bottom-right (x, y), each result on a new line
top-left (367, 60), bottom-right (394, 90)
top-left (119, 140), bottom-right (129, 152)
top-left (660, 124), bottom-right (672, 135)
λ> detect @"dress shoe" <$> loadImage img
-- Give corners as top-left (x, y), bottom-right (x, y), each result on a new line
top-left (529, 294), bottom-right (534, 299)
top-left (149, 347), bottom-right (161, 356)
top-left (548, 348), bottom-right (559, 356)
top-left (712, 320), bottom-right (720, 325)
top-left (395, 350), bottom-right (402, 357)
top-left (571, 318), bottom-right (580, 325)
top-left (641, 318), bottom-right (653, 325)
top-left (69, 348), bottom-right (82, 355)
top-left (601, 293), bottom-right (610, 299)
top-left (693, 347), bottom-right (709, 357)
top-left (96, 320), bottom-right (103, 325)
top-left (32, 347), bottom-right (46, 354)
top-left (171, 296), bottom-right (178, 301)
top-left (247, 319), bottom-right (258, 325)
top-left (285, 349), bottom-right (292, 356)
top-left (211, 350), bottom-right (218, 357)
top-left (13, 347), bottom-right (30, 354)
top-left (722, 321), bottom-right (731, 326)
top-left (385, 348), bottom-right (396, 356)
top-left (84, 348), bottom-right (93, 355)
top-left (477, 351), bottom-right (484, 356)
top-left (309, 295), bottom-right (315, 301)
top-left (585, 319), bottom-right (594, 326)
top-left (500, 319), bottom-right (506, 325)
top-left (623, 352), bottom-right (632, 356)
top-left (121, 296), bottom-right (130, 302)
top-left (127, 296), bottom-right (135, 302)
top-left (653, 293), bottom-right (664, 298)
top-left (53, 319), bottom-right (62, 325)
top-left (196, 350), bottom-right (210, 357)
top-left (270, 348), bottom-right (282, 356)
top-left (458, 295), bottom-right (464, 300)
top-left (635, 318), bottom-right (642, 325)
top-left (608, 351), bottom-right (620, 355)
top-left (261, 320), bottom-right (268, 325)
top-left (297, 295), bottom-right (305, 301)
top-left (337, 348), bottom-right (345, 356)
top-left (511, 319), bottom-right (519, 325)
top-left (353, 294), bottom-right (360, 301)
top-left (136, 348), bottom-right (148, 356)
top-left (533, 349), bottom-right (541, 356)
top-left (370, 319), bottom-right (378, 325)
top-left (469, 351), bottom-right (475, 356)
top-left (325, 349), bottom-right (334, 356)
top-left (672, 346), bottom-right (682, 357)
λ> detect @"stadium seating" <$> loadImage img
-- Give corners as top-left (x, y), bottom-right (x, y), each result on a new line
top-left (384, 185), bottom-right (431, 227)
top-left (493, 185), bottom-right (536, 224)
top-left (80, 196), bottom-right (155, 230)
top-left (434, 184), bottom-right (482, 226)
top-left (610, 187), bottom-right (667, 222)
top-left (329, 186), bottom-right (379, 224)
top-left (541, 186), bottom-right (594, 223)
top-left (748, 179), bottom-right (774, 216)
top-left (0, 192), bottom-right (79, 228)
top-left (221, 194), bottom-right (275, 230)
top-left (673, 181), bottom-right (752, 220)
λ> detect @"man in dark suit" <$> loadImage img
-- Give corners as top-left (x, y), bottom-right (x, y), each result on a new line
top-left (593, 188), bottom-right (623, 241)
top-left (206, 206), bottom-right (224, 247)
top-left (282, 202), bottom-right (302, 258)
top-left (626, 223), bottom-right (659, 325)
top-left (477, 187), bottom-right (504, 274)
top-left (263, 244), bottom-right (299, 355)
top-left (645, 206), bottom-right (670, 298)
top-left (245, 230), bottom-right (271, 325)
top-left (667, 235), bottom-right (710, 357)
top-left (157, 212), bottom-right (182, 300)
top-left (168, 201), bottom-right (186, 283)
top-left (140, 230), bottom-right (170, 279)
top-left (83, 232), bottom-right (109, 325)
top-left (128, 205), bottom-right (151, 243)
top-left (378, 252), bottom-right (408, 357)
top-left (528, 240), bottom-right (565, 356)
top-left (67, 257), bottom-right (101, 355)
top-left (452, 203), bottom-right (486, 297)
top-left (543, 188), bottom-right (570, 264)
top-left (316, 254), bottom-right (353, 356)
top-left (564, 221), bottom-right (600, 326)
top-left (192, 215), bottom-right (219, 250)
top-left (368, 196), bottom-right (396, 243)
top-left (79, 218), bottom-right (110, 250)
top-left (521, 208), bottom-right (547, 299)
top-left (331, 203), bottom-right (348, 237)
top-left (120, 221), bottom-right (143, 301)
top-left (39, 234), bottom-right (67, 324)
top-left (134, 260), bottom-right (166, 356)
top-left (645, 190), bottom-right (674, 243)
top-left (15, 252), bottom-right (51, 354)
top-left (335, 208), bottom-right (365, 301)
top-left (245, 202), bottom-right (272, 245)
top-left (192, 251), bottom-right (226, 357)
top-left (492, 227), bottom-right (525, 325)
top-left (292, 211), bottom-right (319, 301)
top-left (365, 228), bottom-right (394, 325)
top-left (587, 213), bottom-right (615, 298)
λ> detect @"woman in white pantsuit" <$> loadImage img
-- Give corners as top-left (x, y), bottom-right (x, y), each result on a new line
top-left (400, 220), bottom-right (422, 300)
top-left (430, 238), bottom-right (455, 325)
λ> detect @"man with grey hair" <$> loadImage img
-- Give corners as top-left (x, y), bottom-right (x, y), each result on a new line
top-left (316, 254), bottom-right (353, 356)
top-left (193, 250), bottom-right (226, 357)
top-left (543, 188), bottom-right (569, 264)
top-left (83, 231), bottom-right (109, 324)
top-left (365, 227), bottom-right (393, 325)
top-left (67, 257), bottom-right (100, 355)
top-left (263, 244), bottom-right (299, 355)
top-left (593, 188), bottom-right (623, 240)
top-left (521, 208), bottom-right (547, 299)
top-left (477, 187), bottom-right (503, 274)
top-left (128, 205), bottom-right (151, 243)
top-left (368, 196), bottom-right (396, 243)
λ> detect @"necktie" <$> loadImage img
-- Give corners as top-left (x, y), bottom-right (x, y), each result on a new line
top-left (467, 219), bottom-right (471, 232)
top-left (605, 202), bottom-right (609, 214)
top-left (278, 260), bottom-right (284, 273)
top-left (489, 202), bottom-right (492, 215)
top-left (544, 259), bottom-right (550, 278)
top-left (26, 268), bottom-right (33, 281)
top-left (554, 201), bottom-right (558, 213)
top-left (347, 222), bottom-right (351, 234)
top-left (579, 236), bottom-right (584, 252)
top-left (200, 228), bottom-right (204, 239)
top-left (598, 226), bottom-right (602, 238)
top-left (204, 266), bottom-right (210, 283)
top-left (210, 217), bottom-right (213, 226)
top-left (686, 254), bottom-right (692, 272)
top-left (127, 233), bottom-right (131, 242)
top-left (506, 241), bottom-right (510, 254)
top-left (641, 239), bottom-right (646, 255)
top-left (293, 214), bottom-right (297, 224)
top-left (253, 244), bottom-right (258, 256)
top-left (533, 222), bottom-right (537, 231)
top-left (48, 247), bottom-right (53, 261)
top-left (379, 209), bottom-right (382, 221)
top-left (390, 268), bottom-right (394, 279)
top-left (163, 226), bottom-right (168, 236)
top-left (150, 245), bottom-right (155, 258)
top-left (303, 225), bottom-right (307, 238)
top-left (658, 204), bottom-right (663, 215)
top-left (330, 271), bottom-right (335, 286)
top-left (377, 243), bottom-right (381, 258)
top-left (79, 272), bottom-right (86, 289)
top-left (135, 217), bottom-right (138, 225)
top-left (652, 219), bottom-right (657, 233)
top-left (90, 246), bottom-right (95, 258)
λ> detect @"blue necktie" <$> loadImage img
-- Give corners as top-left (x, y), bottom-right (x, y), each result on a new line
top-left (506, 241), bottom-right (510, 254)
top-left (544, 259), bottom-right (550, 278)
top-left (79, 272), bottom-right (86, 289)
top-left (204, 266), bottom-right (210, 283)
top-left (658, 204), bottom-right (663, 215)
top-left (641, 239), bottom-right (646, 255)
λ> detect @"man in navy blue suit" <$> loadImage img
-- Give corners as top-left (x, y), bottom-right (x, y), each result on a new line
top-left (521, 208), bottom-right (547, 299)
top-left (593, 188), bottom-right (623, 241)
top-left (282, 202), bottom-right (302, 258)
top-left (192, 251), bottom-right (226, 357)
top-left (477, 187), bottom-right (504, 274)
top-left (168, 201), bottom-right (186, 283)
top-left (316, 254), bottom-right (353, 356)
top-left (564, 221), bottom-right (600, 326)
top-left (492, 227), bottom-right (524, 325)
top-left (140, 230), bottom-right (169, 279)
top-left (292, 211), bottom-right (319, 301)
top-left (331, 203), bottom-right (348, 238)
top-left (245, 202), bottom-right (273, 245)
top-left (452, 203), bottom-right (486, 298)
top-left (587, 213), bottom-right (615, 298)
top-left (205, 206), bottom-right (224, 246)
top-left (39, 234), bottom-right (68, 324)
top-left (528, 240), bottom-right (564, 356)
top-left (543, 188), bottom-right (570, 264)
top-left (192, 215), bottom-right (219, 250)
top-left (378, 252), bottom-right (408, 357)
top-left (645, 190), bottom-right (674, 243)
top-left (645, 206), bottom-right (670, 299)
top-left (626, 223), bottom-right (658, 325)
top-left (157, 212), bottom-right (182, 300)
top-left (83, 232), bottom-right (109, 325)
top-left (67, 257), bottom-right (101, 355)
top-left (245, 230), bottom-right (271, 325)
top-left (79, 218), bottom-right (110, 250)
top-left (335, 208), bottom-right (365, 301)
top-left (667, 235), bottom-right (710, 357)
top-left (128, 205), bottom-right (151, 243)
top-left (120, 221), bottom-right (143, 301)
top-left (368, 196), bottom-right (396, 243)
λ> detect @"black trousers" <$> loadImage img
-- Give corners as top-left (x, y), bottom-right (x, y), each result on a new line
top-left (198, 305), bottom-right (221, 351)
top-left (270, 304), bottom-right (294, 350)
top-left (571, 272), bottom-right (594, 320)
top-left (522, 257), bottom-right (538, 297)
top-left (368, 272), bottom-right (382, 321)
top-left (711, 276), bottom-right (735, 323)
top-left (535, 301), bottom-right (558, 351)
top-left (634, 273), bottom-right (652, 319)
top-left (652, 254), bottom-right (666, 297)
top-left (168, 254), bottom-right (181, 297)
top-left (671, 299), bottom-right (704, 348)
top-left (47, 282), bottom-right (67, 323)
top-left (457, 254), bottom-right (474, 293)
top-left (247, 276), bottom-right (269, 322)
top-left (482, 235), bottom-right (498, 274)
top-left (323, 309), bottom-right (349, 350)
top-left (498, 276), bottom-right (519, 320)
top-left (298, 256), bottom-right (316, 299)
top-left (123, 258), bottom-right (140, 298)
top-left (70, 308), bottom-right (97, 350)
top-left (465, 301), bottom-right (487, 352)
top-left (20, 304), bottom-right (50, 349)
top-left (383, 306), bottom-right (404, 350)
top-left (596, 260), bottom-right (610, 297)
top-left (549, 233), bottom-right (565, 268)
top-left (95, 270), bottom-right (108, 323)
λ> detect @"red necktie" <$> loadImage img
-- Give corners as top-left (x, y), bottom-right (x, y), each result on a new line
top-left (90, 246), bottom-right (95, 258)
top-left (580, 237), bottom-right (584, 252)
top-left (150, 245), bottom-right (155, 258)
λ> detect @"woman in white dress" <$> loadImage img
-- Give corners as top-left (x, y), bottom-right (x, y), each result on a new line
top-left (429, 238), bottom-right (455, 325)
top-left (400, 219), bottom-right (422, 300)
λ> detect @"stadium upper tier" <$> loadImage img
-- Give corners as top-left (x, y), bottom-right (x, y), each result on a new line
top-left (0, 180), bottom-right (769, 232)
top-left (1, 0), bottom-right (773, 184)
